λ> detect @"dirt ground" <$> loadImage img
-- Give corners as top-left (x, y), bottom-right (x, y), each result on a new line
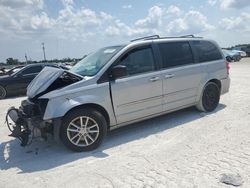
top-left (0, 59), bottom-right (250, 188)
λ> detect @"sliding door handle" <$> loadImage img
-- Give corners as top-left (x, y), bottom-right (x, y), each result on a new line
top-left (165, 74), bottom-right (175, 79)
top-left (149, 77), bottom-right (160, 82)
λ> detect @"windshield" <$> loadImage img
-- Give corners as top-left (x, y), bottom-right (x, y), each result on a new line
top-left (70, 46), bottom-right (124, 76)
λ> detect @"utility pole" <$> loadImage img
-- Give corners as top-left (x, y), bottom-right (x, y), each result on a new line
top-left (42, 42), bottom-right (46, 61)
top-left (25, 53), bottom-right (28, 65)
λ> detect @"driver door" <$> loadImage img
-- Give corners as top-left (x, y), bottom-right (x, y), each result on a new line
top-left (110, 45), bottom-right (163, 124)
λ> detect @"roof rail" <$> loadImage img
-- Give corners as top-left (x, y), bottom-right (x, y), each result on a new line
top-left (130, 34), bottom-right (202, 42)
top-left (179, 34), bottom-right (195, 38)
top-left (130, 35), bottom-right (160, 42)
top-left (160, 35), bottom-right (203, 40)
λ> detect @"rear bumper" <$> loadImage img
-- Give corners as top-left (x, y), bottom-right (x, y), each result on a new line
top-left (221, 76), bottom-right (230, 95)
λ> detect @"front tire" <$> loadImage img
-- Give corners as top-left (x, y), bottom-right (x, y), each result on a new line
top-left (0, 85), bottom-right (7, 99)
top-left (196, 82), bottom-right (220, 112)
top-left (60, 108), bottom-right (107, 152)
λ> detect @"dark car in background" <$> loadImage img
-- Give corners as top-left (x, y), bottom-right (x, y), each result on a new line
top-left (0, 63), bottom-right (64, 99)
top-left (0, 65), bottom-right (25, 76)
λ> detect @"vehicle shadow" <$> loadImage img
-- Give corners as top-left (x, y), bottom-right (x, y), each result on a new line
top-left (0, 104), bottom-right (226, 173)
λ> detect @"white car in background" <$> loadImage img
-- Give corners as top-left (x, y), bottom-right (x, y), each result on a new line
top-left (232, 50), bottom-right (247, 57)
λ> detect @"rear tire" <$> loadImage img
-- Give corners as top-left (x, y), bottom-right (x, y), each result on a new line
top-left (0, 85), bottom-right (6, 99)
top-left (196, 82), bottom-right (220, 112)
top-left (60, 108), bottom-right (107, 152)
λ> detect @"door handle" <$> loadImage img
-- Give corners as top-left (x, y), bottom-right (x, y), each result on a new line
top-left (149, 77), bottom-right (160, 82)
top-left (165, 74), bottom-right (175, 79)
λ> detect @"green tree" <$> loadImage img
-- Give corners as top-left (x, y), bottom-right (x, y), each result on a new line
top-left (6, 58), bottom-right (19, 65)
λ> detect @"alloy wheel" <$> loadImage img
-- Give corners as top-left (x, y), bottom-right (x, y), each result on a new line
top-left (66, 116), bottom-right (100, 147)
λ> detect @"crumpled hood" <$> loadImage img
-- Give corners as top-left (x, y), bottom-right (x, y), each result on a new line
top-left (27, 67), bottom-right (65, 98)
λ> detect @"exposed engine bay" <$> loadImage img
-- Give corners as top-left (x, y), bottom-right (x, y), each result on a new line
top-left (6, 68), bottom-right (83, 146)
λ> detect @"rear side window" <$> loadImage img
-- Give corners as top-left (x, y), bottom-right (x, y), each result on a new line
top-left (22, 66), bottom-right (43, 75)
top-left (119, 46), bottom-right (155, 76)
top-left (158, 42), bottom-right (194, 69)
top-left (192, 41), bottom-right (222, 63)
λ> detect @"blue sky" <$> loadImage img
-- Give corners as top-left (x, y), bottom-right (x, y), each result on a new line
top-left (0, 0), bottom-right (250, 62)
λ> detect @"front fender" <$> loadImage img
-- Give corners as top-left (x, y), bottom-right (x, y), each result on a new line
top-left (43, 94), bottom-right (116, 126)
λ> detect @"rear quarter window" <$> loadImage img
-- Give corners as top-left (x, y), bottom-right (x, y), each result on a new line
top-left (191, 41), bottom-right (222, 63)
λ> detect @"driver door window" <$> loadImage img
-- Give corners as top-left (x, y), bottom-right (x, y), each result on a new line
top-left (119, 46), bottom-right (155, 76)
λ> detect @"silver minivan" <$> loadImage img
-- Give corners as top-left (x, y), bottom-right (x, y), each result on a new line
top-left (6, 35), bottom-right (230, 151)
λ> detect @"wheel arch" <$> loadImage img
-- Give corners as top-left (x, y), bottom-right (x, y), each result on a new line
top-left (64, 103), bottom-right (110, 127)
top-left (0, 84), bottom-right (7, 99)
top-left (207, 79), bottom-right (221, 91)
top-left (196, 78), bottom-right (222, 103)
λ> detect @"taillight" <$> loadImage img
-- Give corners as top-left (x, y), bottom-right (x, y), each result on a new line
top-left (225, 60), bottom-right (230, 74)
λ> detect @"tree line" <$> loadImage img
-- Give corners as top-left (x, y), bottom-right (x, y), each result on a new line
top-left (3, 57), bottom-right (83, 66)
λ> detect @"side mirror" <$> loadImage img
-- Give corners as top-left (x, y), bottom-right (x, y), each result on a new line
top-left (110, 65), bottom-right (127, 80)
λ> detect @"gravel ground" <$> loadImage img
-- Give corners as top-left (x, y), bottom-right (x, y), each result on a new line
top-left (1, 59), bottom-right (250, 188)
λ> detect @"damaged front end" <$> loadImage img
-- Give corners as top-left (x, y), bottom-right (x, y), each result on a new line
top-left (6, 67), bottom-right (83, 146)
top-left (6, 99), bottom-right (50, 146)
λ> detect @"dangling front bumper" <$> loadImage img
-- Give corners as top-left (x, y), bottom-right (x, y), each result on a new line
top-left (6, 99), bottom-right (50, 146)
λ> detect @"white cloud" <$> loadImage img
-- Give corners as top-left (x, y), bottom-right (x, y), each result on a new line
top-left (135, 6), bottom-right (163, 28)
top-left (207, 0), bottom-right (250, 9)
top-left (105, 26), bottom-right (121, 36)
top-left (220, 13), bottom-right (250, 32)
top-left (167, 11), bottom-right (215, 35)
top-left (1, 1), bottom-right (249, 62)
top-left (0, 0), bottom-right (43, 9)
top-left (0, 2), bottom-right (215, 41)
top-left (166, 5), bottom-right (181, 16)
top-left (61, 0), bottom-right (73, 7)
top-left (220, 0), bottom-right (250, 9)
top-left (0, 0), bottom-right (47, 36)
top-left (122, 4), bottom-right (132, 9)
top-left (31, 12), bottom-right (55, 30)
top-left (208, 0), bottom-right (217, 6)
top-left (100, 12), bottom-right (113, 20)
top-left (105, 19), bottom-right (149, 37)
top-left (55, 8), bottom-right (105, 40)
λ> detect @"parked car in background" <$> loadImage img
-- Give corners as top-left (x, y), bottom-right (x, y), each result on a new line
top-left (6, 35), bottom-right (230, 151)
top-left (0, 63), bottom-right (65, 99)
top-left (0, 65), bottom-right (25, 76)
top-left (232, 50), bottom-right (247, 57)
top-left (233, 46), bottom-right (250, 57)
top-left (56, 63), bottom-right (72, 70)
top-left (222, 49), bottom-right (241, 62)
top-left (0, 67), bottom-right (6, 75)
